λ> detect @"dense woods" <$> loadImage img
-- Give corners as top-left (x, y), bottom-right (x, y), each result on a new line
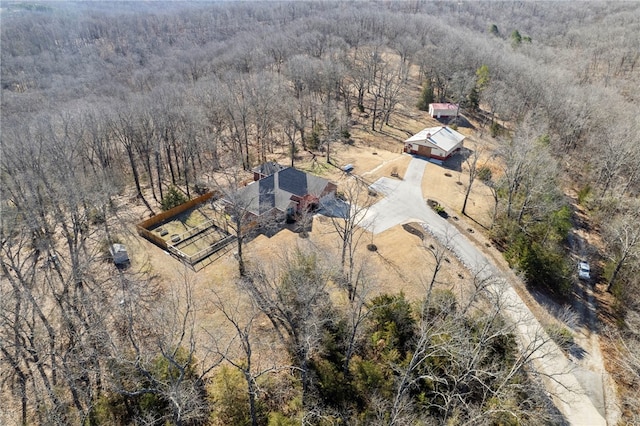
top-left (1, 1), bottom-right (640, 424)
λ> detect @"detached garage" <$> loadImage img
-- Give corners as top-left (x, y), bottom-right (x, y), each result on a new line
top-left (403, 126), bottom-right (465, 160)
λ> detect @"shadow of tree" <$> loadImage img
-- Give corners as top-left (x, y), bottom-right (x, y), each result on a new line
top-left (569, 344), bottom-right (588, 360)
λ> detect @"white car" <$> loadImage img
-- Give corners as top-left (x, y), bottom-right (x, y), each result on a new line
top-left (578, 261), bottom-right (591, 280)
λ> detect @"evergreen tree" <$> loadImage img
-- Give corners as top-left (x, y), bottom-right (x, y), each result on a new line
top-left (511, 29), bottom-right (522, 47)
top-left (161, 185), bottom-right (189, 211)
top-left (416, 79), bottom-right (434, 111)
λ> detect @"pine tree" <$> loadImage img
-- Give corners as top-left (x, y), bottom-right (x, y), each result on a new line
top-left (416, 79), bottom-right (434, 111)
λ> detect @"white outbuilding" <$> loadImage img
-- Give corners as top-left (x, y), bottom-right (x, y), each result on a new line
top-left (403, 126), bottom-right (465, 160)
top-left (428, 103), bottom-right (459, 119)
top-left (109, 243), bottom-right (130, 265)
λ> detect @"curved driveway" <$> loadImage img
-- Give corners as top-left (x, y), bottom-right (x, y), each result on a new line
top-left (361, 157), bottom-right (607, 425)
top-left (362, 157), bottom-right (434, 235)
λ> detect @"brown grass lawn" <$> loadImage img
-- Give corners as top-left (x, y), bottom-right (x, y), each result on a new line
top-left (121, 71), bottom-right (504, 373)
top-left (124, 128), bottom-right (497, 342)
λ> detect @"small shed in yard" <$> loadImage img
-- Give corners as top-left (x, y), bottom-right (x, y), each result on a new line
top-left (404, 126), bottom-right (465, 160)
top-left (428, 103), bottom-right (459, 119)
top-left (109, 243), bottom-right (130, 265)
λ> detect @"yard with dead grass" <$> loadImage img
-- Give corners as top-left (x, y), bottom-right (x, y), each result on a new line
top-left (122, 103), bottom-right (501, 346)
top-left (111, 71), bottom-right (565, 421)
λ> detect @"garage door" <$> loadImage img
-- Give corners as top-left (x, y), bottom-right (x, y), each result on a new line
top-left (417, 145), bottom-right (432, 157)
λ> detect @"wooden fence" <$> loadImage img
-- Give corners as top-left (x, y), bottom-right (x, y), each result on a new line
top-left (137, 191), bottom-right (217, 229)
top-left (136, 191), bottom-right (218, 251)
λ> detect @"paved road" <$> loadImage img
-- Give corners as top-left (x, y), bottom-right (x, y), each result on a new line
top-left (361, 157), bottom-right (608, 425)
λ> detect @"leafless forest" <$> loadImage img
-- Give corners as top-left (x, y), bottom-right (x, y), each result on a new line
top-left (1, 1), bottom-right (639, 425)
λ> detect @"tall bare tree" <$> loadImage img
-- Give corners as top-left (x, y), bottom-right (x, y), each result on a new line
top-left (109, 270), bottom-right (218, 426)
top-left (109, 106), bottom-right (156, 215)
top-left (207, 287), bottom-right (279, 426)
top-left (241, 248), bottom-right (333, 413)
top-left (212, 165), bottom-right (256, 277)
top-left (604, 201), bottom-right (640, 292)
top-left (461, 143), bottom-right (482, 217)
top-left (324, 176), bottom-right (374, 301)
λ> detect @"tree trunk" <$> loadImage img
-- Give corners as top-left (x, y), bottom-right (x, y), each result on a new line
top-left (242, 118), bottom-right (250, 170)
top-left (155, 150), bottom-right (164, 200)
top-left (462, 182), bottom-right (473, 216)
top-left (491, 192), bottom-right (499, 229)
top-left (506, 185), bottom-right (515, 219)
top-left (143, 154), bottom-right (157, 202)
top-left (126, 146), bottom-right (154, 214)
top-left (607, 255), bottom-right (627, 292)
top-left (236, 234), bottom-right (245, 276)
top-left (246, 371), bottom-right (258, 426)
top-left (371, 94), bottom-right (379, 131)
top-left (165, 134), bottom-right (177, 185)
top-left (183, 151), bottom-right (190, 199)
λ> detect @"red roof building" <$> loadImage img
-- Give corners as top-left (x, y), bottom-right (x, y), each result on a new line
top-left (428, 103), bottom-right (459, 119)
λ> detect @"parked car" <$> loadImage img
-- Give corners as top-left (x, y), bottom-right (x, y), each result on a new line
top-left (578, 261), bottom-right (591, 280)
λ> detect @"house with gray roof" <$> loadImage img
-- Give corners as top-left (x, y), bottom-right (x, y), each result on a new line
top-left (229, 165), bottom-right (337, 226)
top-left (252, 161), bottom-right (286, 181)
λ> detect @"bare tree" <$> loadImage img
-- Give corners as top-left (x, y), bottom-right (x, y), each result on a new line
top-left (196, 78), bottom-right (227, 173)
top-left (461, 143), bottom-right (482, 217)
top-left (604, 200), bottom-right (640, 292)
top-left (477, 165), bottom-right (500, 229)
top-left (495, 120), bottom-right (561, 228)
top-left (339, 261), bottom-right (378, 374)
top-left (207, 287), bottom-right (278, 426)
top-left (110, 269), bottom-right (218, 426)
top-left (377, 59), bottom-right (404, 129)
top-left (211, 163), bottom-right (272, 277)
top-left (282, 104), bottom-right (301, 168)
top-left (109, 105), bottom-right (156, 215)
top-left (324, 176), bottom-right (374, 301)
top-left (241, 248), bottom-right (333, 413)
top-left (249, 71), bottom-right (284, 164)
top-left (591, 115), bottom-right (640, 199)
top-left (221, 74), bottom-right (253, 170)
top-left (418, 227), bottom-right (457, 308)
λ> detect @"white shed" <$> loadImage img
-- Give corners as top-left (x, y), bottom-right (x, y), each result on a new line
top-left (109, 243), bottom-right (130, 265)
top-left (428, 103), bottom-right (459, 119)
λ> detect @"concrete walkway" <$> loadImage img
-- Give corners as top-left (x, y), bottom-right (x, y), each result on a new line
top-left (361, 157), bottom-right (608, 425)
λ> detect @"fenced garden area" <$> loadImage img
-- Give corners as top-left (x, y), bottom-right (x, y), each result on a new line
top-left (137, 192), bottom-right (235, 265)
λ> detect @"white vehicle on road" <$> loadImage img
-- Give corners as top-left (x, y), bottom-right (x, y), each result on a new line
top-left (578, 261), bottom-right (591, 280)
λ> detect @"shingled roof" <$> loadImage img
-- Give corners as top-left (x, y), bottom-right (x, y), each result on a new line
top-left (236, 167), bottom-right (334, 216)
top-left (251, 161), bottom-right (285, 178)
